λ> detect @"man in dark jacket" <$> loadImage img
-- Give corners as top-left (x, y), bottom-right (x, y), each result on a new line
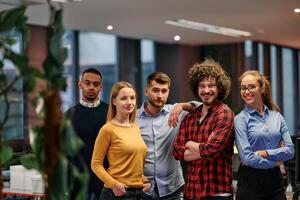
top-left (66, 68), bottom-right (108, 200)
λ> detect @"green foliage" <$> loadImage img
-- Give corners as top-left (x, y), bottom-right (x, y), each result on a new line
top-left (20, 153), bottom-right (40, 170)
top-left (30, 126), bottom-right (45, 171)
top-left (69, 167), bottom-right (89, 200)
top-left (0, 6), bottom-right (35, 171)
top-left (1, 145), bottom-right (13, 165)
top-left (0, 6), bottom-right (30, 42)
top-left (0, 5), bottom-right (88, 199)
top-left (62, 118), bottom-right (84, 157)
top-left (3, 47), bottom-right (41, 91)
top-left (47, 157), bottom-right (68, 200)
top-left (42, 8), bottom-right (67, 91)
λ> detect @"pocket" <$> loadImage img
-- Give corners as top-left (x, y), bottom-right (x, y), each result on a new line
top-left (100, 187), bottom-right (116, 200)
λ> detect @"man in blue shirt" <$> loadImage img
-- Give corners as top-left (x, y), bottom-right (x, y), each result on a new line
top-left (136, 72), bottom-right (196, 200)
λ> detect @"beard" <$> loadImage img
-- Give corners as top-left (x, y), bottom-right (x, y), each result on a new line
top-left (148, 98), bottom-right (166, 109)
top-left (202, 99), bottom-right (214, 106)
top-left (200, 94), bottom-right (217, 106)
top-left (85, 95), bottom-right (97, 102)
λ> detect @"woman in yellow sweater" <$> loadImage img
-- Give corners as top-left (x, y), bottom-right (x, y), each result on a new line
top-left (91, 81), bottom-right (150, 200)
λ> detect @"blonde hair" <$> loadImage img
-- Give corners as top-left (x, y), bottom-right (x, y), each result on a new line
top-left (107, 81), bottom-right (137, 123)
top-left (239, 70), bottom-right (280, 111)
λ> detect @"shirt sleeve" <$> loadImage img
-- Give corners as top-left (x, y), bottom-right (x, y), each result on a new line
top-left (234, 115), bottom-right (276, 169)
top-left (142, 175), bottom-right (149, 183)
top-left (173, 116), bottom-right (188, 160)
top-left (198, 108), bottom-right (234, 159)
top-left (266, 114), bottom-right (295, 162)
top-left (91, 127), bottom-right (118, 188)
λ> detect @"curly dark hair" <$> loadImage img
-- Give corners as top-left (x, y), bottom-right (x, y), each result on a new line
top-left (188, 58), bottom-right (231, 101)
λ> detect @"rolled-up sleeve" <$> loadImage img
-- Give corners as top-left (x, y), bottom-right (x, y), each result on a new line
top-left (173, 117), bottom-right (188, 160)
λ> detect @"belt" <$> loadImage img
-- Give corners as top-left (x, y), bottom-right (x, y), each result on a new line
top-left (126, 187), bottom-right (143, 192)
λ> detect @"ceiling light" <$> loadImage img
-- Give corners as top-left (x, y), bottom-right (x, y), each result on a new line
top-left (50, 0), bottom-right (83, 2)
top-left (174, 35), bottom-right (181, 41)
top-left (294, 8), bottom-right (300, 13)
top-left (165, 19), bottom-right (252, 38)
top-left (51, 0), bottom-right (68, 2)
top-left (106, 25), bottom-right (114, 31)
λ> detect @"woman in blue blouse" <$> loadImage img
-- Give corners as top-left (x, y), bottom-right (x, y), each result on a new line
top-left (234, 70), bottom-right (294, 200)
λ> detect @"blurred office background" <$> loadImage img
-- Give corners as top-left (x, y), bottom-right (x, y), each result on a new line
top-left (1, 0), bottom-right (300, 190)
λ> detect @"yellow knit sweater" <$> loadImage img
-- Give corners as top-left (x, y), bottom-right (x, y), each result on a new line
top-left (91, 121), bottom-right (148, 188)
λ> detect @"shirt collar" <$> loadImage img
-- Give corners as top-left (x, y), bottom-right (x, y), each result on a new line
top-left (80, 98), bottom-right (100, 108)
top-left (197, 101), bottom-right (222, 114)
top-left (245, 104), bottom-right (269, 115)
top-left (139, 102), bottom-right (169, 117)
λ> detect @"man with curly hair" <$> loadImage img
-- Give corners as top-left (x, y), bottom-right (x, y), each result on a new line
top-left (173, 58), bottom-right (235, 200)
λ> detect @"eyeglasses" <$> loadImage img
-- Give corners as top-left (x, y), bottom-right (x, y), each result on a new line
top-left (240, 84), bottom-right (259, 93)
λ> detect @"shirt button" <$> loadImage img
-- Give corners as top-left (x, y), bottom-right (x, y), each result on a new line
top-left (264, 128), bottom-right (268, 132)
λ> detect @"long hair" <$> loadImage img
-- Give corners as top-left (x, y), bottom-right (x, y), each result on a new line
top-left (188, 58), bottom-right (231, 101)
top-left (106, 81), bottom-right (137, 123)
top-left (239, 70), bottom-right (280, 111)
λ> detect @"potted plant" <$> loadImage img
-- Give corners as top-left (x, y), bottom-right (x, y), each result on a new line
top-left (0, 4), bottom-right (87, 199)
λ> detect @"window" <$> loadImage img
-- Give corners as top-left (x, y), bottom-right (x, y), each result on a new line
top-left (270, 45), bottom-right (279, 104)
top-left (0, 31), bottom-right (24, 141)
top-left (79, 32), bottom-right (117, 103)
top-left (258, 43), bottom-right (264, 74)
top-left (282, 48), bottom-right (296, 136)
top-left (141, 40), bottom-right (155, 102)
top-left (61, 29), bottom-right (76, 111)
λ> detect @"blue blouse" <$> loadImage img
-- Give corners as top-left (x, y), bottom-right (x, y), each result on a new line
top-left (234, 105), bottom-right (294, 169)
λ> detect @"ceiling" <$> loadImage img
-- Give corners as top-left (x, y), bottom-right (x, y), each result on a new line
top-left (1, 0), bottom-right (300, 48)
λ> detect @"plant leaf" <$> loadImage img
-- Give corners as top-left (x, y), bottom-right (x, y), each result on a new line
top-left (61, 118), bottom-right (84, 157)
top-left (48, 156), bottom-right (69, 200)
top-left (20, 153), bottom-right (39, 170)
top-left (69, 167), bottom-right (88, 200)
top-left (1, 145), bottom-right (13, 165)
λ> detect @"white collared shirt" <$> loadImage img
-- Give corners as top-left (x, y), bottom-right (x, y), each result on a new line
top-left (80, 98), bottom-right (100, 108)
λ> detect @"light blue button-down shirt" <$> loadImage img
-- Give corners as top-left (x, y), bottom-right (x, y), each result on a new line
top-left (136, 103), bottom-right (186, 197)
top-left (234, 105), bottom-right (294, 169)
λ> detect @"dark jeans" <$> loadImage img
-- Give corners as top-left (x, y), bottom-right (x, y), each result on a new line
top-left (202, 195), bottom-right (233, 200)
top-left (142, 187), bottom-right (181, 200)
top-left (184, 195), bottom-right (233, 200)
top-left (100, 187), bottom-right (143, 200)
top-left (236, 165), bottom-right (286, 200)
top-left (87, 192), bottom-right (101, 200)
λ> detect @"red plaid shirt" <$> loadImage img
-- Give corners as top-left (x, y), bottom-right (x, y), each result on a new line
top-left (173, 102), bottom-right (234, 199)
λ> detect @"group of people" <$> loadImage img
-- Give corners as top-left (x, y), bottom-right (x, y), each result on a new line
top-left (67, 58), bottom-right (295, 200)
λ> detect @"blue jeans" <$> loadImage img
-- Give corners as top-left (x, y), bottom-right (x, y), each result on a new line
top-left (100, 187), bottom-right (143, 200)
top-left (142, 188), bottom-right (181, 200)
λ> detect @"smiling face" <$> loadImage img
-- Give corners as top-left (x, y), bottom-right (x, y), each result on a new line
top-left (113, 87), bottom-right (136, 116)
top-left (240, 74), bottom-right (264, 108)
top-left (145, 80), bottom-right (169, 109)
top-left (198, 76), bottom-right (218, 106)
